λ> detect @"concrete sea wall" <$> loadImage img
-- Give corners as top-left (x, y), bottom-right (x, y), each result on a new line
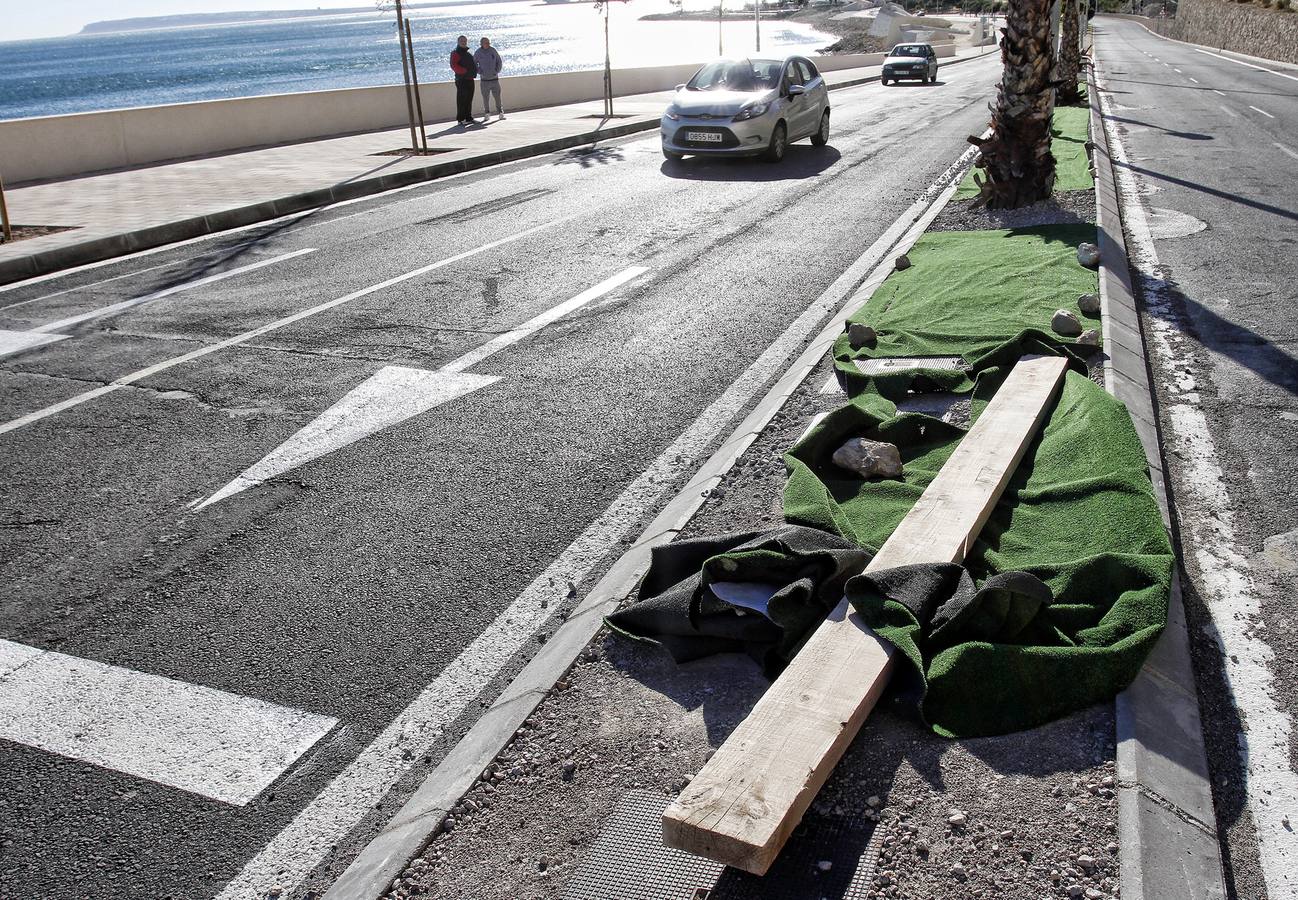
top-left (0, 52), bottom-right (902, 185)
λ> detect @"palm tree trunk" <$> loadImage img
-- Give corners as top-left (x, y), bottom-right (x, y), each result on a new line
top-left (1057, 0), bottom-right (1084, 105)
top-left (967, 0), bottom-right (1057, 209)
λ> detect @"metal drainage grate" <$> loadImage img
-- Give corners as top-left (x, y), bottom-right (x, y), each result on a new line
top-left (853, 356), bottom-right (965, 375)
top-left (562, 790), bottom-right (881, 900)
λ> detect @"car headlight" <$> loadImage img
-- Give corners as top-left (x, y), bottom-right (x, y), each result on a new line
top-left (665, 105), bottom-right (680, 121)
top-left (732, 102), bottom-right (769, 122)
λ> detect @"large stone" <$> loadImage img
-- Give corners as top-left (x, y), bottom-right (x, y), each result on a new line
top-left (1078, 292), bottom-right (1101, 315)
top-left (1078, 328), bottom-right (1100, 346)
top-left (1052, 309), bottom-right (1083, 337)
top-left (895, 254), bottom-right (912, 271)
top-left (848, 322), bottom-right (878, 349)
top-left (832, 438), bottom-right (903, 479)
top-left (1077, 242), bottom-right (1101, 269)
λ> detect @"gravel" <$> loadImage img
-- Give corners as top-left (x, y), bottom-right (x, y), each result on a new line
top-left (928, 190), bottom-right (1097, 233)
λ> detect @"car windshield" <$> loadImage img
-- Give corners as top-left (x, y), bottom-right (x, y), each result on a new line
top-left (890, 45), bottom-right (927, 57)
top-left (686, 59), bottom-right (782, 92)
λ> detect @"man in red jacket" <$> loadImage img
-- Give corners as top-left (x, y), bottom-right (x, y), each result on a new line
top-left (450, 35), bottom-right (477, 126)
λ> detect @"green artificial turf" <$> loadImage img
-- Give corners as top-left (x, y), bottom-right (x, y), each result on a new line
top-left (782, 368), bottom-right (1172, 737)
top-left (956, 103), bottom-right (1094, 199)
top-left (833, 223), bottom-right (1100, 400)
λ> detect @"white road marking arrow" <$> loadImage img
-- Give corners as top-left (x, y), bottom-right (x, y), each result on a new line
top-left (195, 265), bottom-right (649, 509)
top-left (194, 368), bottom-right (499, 509)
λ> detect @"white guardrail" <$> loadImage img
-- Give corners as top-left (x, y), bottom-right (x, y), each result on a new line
top-left (0, 51), bottom-right (916, 184)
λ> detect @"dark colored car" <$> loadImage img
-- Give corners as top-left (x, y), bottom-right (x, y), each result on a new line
top-left (881, 43), bottom-right (939, 85)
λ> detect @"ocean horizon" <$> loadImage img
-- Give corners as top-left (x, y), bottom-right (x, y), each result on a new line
top-left (0, 0), bottom-right (835, 121)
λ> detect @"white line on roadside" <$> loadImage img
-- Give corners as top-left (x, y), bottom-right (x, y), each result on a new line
top-left (1249, 105), bottom-right (1276, 119)
top-left (1275, 142), bottom-right (1298, 161)
top-left (0, 215), bottom-right (577, 438)
top-left (0, 260), bottom-right (175, 312)
top-left (215, 142), bottom-right (981, 900)
top-left (29, 248), bottom-right (316, 334)
top-left (1188, 77), bottom-right (1199, 84)
top-left (1099, 77), bottom-right (1298, 900)
top-left (1173, 67), bottom-right (1182, 73)
top-left (194, 266), bottom-right (648, 509)
top-left (1193, 47), bottom-right (1298, 83)
top-left (1212, 88), bottom-right (1226, 95)
top-left (1219, 104), bottom-right (1239, 117)
top-left (0, 639), bottom-right (337, 806)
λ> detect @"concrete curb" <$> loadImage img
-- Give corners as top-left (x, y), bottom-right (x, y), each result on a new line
top-left (0, 118), bottom-right (659, 286)
top-left (317, 144), bottom-right (978, 900)
top-left (0, 52), bottom-right (996, 289)
top-left (1088, 61), bottom-right (1229, 900)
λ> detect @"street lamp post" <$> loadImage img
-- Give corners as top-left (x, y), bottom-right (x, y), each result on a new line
top-left (755, 0), bottom-right (761, 51)
top-left (718, 0), bottom-right (724, 57)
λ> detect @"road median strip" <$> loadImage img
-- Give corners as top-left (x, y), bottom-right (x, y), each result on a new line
top-left (358, 63), bottom-right (1224, 898)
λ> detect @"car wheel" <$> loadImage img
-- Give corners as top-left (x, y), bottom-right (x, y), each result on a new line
top-left (764, 122), bottom-right (787, 163)
top-left (881, 77), bottom-right (889, 85)
top-left (811, 110), bottom-right (830, 147)
top-left (662, 148), bottom-right (684, 161)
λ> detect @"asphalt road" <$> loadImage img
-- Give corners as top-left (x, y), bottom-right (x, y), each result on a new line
top-left (0, 53), bottom-right (1003, 900)
top-left (1094, 19), bottom-right (1298, 900)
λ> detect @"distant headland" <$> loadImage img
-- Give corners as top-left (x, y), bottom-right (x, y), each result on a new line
top-left (79, 1), bottom-right (509, 35)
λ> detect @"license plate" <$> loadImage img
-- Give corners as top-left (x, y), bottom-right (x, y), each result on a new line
top-left (686, 131), bottom-right (723, 143)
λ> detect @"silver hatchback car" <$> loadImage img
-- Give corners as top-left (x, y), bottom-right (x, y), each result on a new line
top-left (660, 55), bottom-right (831, 163)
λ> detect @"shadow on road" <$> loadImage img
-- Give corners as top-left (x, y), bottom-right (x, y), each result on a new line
top-left (1105, 114), bottom-right (1213, 141)
top-left (659, 146), bottom-right (841, 181)
top-left (1105, 76), bottom-right (1298, 99)
top-left (1117, 159), bottom-right (1297, 223)
top-left (554, 146), bottom-right (626, 168)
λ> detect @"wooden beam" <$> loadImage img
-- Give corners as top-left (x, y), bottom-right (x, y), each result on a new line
top-left (662, 354), bottom-right (1070, 875)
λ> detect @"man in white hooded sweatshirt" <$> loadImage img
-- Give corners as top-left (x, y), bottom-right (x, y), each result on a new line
top-left (474, 37), bottom-right (504, 118)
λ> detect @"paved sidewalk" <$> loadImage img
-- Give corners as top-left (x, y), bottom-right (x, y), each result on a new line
top-left (0, 47), bottom-right (997, 284)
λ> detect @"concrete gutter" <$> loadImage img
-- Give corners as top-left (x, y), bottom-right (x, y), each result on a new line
top-left (0, 51), bottom-right (993, 288)
top-left (1088, 61), bottom-right (1229, 900)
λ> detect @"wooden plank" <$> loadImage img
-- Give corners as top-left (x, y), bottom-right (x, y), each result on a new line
top-left (662, 355), bottom-right (1070, 875)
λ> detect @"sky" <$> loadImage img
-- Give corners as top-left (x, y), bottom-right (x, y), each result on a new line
top-left (3, 1), bottom-right (389, 41)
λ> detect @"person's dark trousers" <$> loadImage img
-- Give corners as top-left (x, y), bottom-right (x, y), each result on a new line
top-left (455, 78), bottom-right (475, 123)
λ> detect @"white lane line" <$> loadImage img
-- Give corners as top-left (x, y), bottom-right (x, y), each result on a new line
top-left (1219, 104), bottom-right (1239, 118)
top-left (0, 215), bottom-right (577, 439)
top-left (213, 142), bottom-right (982, 900)
top-left (29, 248), bottom-right (317, 334)
top-left (1189, 77), bottom-right (1199, 84)
top-left (1173, 67), bottom-right (1182, 73)
top-left (194, 265), bottom-right (648, 509)
top-left (1249, 105), bottom-right (1276, 119)
top-left (1212, 88), bottom-right (1226, 95)
top-left (0, 330), bottom-right (69, 356)
top-left (1193, 47), bottom-right (1298, 83)
top-left (1275, 142), bottom-right (1298, 160)
top-left (441, 266), bottom-right (647, 374)
top-left (0, 639), bottom-right (337, 806)
top-left (0, 260), bottom-right (175, 312)
top-left (1100, 77), bottom-right (1298, 900)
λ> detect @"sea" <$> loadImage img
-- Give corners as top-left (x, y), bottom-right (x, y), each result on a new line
top-left (0, 0), bottom-right (836, 121)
